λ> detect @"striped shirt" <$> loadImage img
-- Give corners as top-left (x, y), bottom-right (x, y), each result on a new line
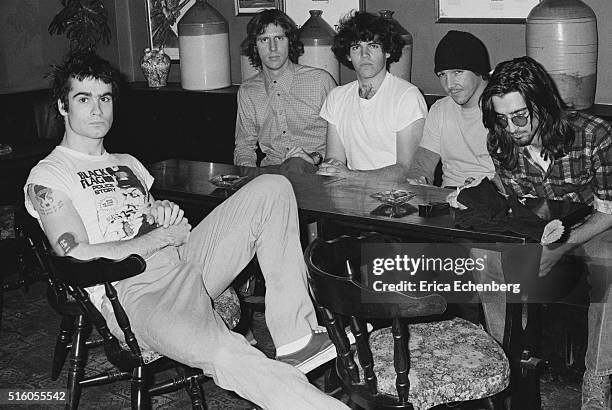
top-left (234, 62), bottom-right (336, 167)
top-left (493, 111), bottom-right (612, 214)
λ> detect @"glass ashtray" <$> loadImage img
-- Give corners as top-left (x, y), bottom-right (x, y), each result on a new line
top-left (209, 174), bottom-right (249, 189)
top-left (370, 189), bottom-right (416, 206)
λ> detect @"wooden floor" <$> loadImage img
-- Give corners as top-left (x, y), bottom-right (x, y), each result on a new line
top-left (1, 281), bottom-right (585, 409)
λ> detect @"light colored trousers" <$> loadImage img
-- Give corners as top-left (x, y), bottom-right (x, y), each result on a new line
top-left (473, 228), bottom-right (612, 376)
top-left (100, 174), bottom-right (348, 410)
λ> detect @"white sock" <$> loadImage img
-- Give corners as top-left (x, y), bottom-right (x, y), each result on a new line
top-left (276, 332), bottom-right (312, 356)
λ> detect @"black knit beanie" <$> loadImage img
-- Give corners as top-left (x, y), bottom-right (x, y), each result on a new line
top-left (434, 30), bottom-right (491, 76)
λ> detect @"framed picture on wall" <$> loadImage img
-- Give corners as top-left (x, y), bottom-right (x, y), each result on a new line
top-left (145, 0), bottom-right (195, 61)
top-left (234, 0), bottom-right (281, 16)
top-left (282, 0), bottom-right (366, 30)
top-left (436, 0), bottom-right (540, 23)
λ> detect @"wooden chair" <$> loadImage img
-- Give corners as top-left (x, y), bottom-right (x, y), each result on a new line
top-left (305, 234), bottom-right (510, 410)
top-left (34, 236), bottom-right (241, 410)
top-left (0, 204), bottom-right (47, 328)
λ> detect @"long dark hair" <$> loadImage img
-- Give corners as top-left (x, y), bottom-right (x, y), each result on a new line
top-left (481, 56), bottom-right (574, 170)
top-left (242, 9), bottom-right (303, 69)
top-left (332, 12), bottom-right (404, 70)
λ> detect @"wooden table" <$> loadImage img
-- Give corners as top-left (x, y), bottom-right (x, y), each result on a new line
top-left (147, 160), bottom-right (530, 244)
top-left (147, 159), bottom-right (590, 409)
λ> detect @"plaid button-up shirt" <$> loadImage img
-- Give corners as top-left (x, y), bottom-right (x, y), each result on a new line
top-left (493, 111), bottom-right (612, 214)
top-left (234, 62), bottom-right (336, 167)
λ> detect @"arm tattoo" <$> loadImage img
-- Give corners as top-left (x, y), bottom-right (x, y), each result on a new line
top-left (57, 232), bottom-right (79, 255)
top-left (32, 185), bottom-right (64, 216)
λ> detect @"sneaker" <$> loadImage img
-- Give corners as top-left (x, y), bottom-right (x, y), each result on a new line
top-left (582, 370), bottom-right (611, 409)
top-left (276, 328), bottom-right (337, 373)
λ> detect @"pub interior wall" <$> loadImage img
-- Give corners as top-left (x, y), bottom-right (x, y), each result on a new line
top-left (1, 0), bottom-right (611, 104)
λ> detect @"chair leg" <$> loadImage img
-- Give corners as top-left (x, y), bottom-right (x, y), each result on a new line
top-left (130, 365), bottom-right (150, 410)
top-left (482, 393), bottom-right (507, 410)
top-left (52, 314), bottom-right (75, 380)
top-left (185, 376), bottom-right (206, 409)
top-left (66, 314), bottom-right (87, 410)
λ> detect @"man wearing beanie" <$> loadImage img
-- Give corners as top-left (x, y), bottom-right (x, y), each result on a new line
top-left (318, 12), bottom-right (427, 181)
top-left (407, 30), bottom-right (495, 188)
top-left (407, 31), bottom-right (505, 344)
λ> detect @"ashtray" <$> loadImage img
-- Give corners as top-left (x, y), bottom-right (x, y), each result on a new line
top-left (209, 174), bottom-right (249, 189)
top-left (371, 204), bottom-right (417, 218)
top-left (370, 189), bottom-right (416, 206)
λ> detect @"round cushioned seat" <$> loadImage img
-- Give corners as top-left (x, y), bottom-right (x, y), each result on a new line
top-left (360, 317), bottom-right (509, 409)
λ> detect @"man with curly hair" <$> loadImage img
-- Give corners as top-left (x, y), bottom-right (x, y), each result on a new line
top-left (234, 9), bottom-right (336, 173)
top-left (318, 12), bottom-right (427, 181)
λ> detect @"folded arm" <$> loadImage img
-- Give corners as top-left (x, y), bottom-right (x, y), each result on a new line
top-left (319, 119), bottom-right (425, 183)
top-left (27, 184), bottom-right (191, 261)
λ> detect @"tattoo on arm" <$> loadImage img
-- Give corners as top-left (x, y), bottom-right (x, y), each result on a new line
top-left (57, 232), bottom-right (79, 255)
top-left (32, 185), bottom-right (64, 216)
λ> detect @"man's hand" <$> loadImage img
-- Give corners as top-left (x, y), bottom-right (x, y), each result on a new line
top-left (316, 159), bottom-right (355, 178)
top-left (149, 200), bottom-right (186, 228)
top-left (445, 190), bottom-right (467, 210)
top-left (279, 157), bottom-right (317, 174)
top-left (152, 219), bottom-right (192, 247)
top-left (406, 176), bottom-right (430, 186)
top-left (284, 147), bottom-right (315, 164)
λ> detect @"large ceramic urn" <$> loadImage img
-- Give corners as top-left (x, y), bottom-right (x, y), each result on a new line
top-left (178, 0), bottom-right (231, 90)
top-left (379, 10), bottom-right (413, 83)
top-left (526, 0), bottom-right (598, 109)
top-left (299, 10), bottom-right (340, 84)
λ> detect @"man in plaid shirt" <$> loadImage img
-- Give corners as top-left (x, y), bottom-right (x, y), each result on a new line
top-left (234, 9), bottom-right (336, 173)
top-left (480, 56), bottom-right (612, 409)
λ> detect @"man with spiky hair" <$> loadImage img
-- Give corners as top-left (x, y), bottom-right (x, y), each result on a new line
top-left (318, 12), bottom-right (427, 181)
top-left (235, 9), bottom-right (336, 173)
top-left (24, 51), bottom-right (348, 410)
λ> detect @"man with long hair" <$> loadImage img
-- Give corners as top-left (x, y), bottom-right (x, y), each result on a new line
top-left (25, 51), bottom-right (348, 410)
top-left (481, 56), bottom-right (612, 409)
top-left (318, 12), bottom-right (427, 181)
top-left (235, 9), bottom-right (336, 173)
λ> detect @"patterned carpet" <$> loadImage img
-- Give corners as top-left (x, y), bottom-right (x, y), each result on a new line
top-left (1, 279), bottom-right (586, 409)
top-left (0, 282), bottom-right (260, 409)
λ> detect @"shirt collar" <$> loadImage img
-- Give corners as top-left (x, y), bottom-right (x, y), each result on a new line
top-left (263, 61), bottom-right (296, 95)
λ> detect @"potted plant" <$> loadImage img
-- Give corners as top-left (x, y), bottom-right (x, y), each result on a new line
top-left (48, 0), bottom-right (111, 52)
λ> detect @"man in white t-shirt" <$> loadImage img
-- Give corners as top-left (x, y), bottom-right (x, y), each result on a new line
top-left (407, 30), bottom-right (495, 188)
top-left (318, 12), bottom-right (427, 181)
top-left (24, 51), bottom-right (347, 410)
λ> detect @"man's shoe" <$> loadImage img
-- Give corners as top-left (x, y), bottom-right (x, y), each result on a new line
top-left (276, 328), bottom-right (336, 374)
top-left (582, 370), bottom-right (611, 410)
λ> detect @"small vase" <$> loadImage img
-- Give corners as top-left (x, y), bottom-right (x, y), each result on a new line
top-left (141, 47), bottom-right (171, 88)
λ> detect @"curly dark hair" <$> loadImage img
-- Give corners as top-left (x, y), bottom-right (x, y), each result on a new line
top-left (481, 56), bottom-right (574, 170)
top-left (332, 11), bottom-right (404, 70)
top-left (48, 50), bottom-right (123, 118)
top-left (241, 9), bottom-right (303, 70)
